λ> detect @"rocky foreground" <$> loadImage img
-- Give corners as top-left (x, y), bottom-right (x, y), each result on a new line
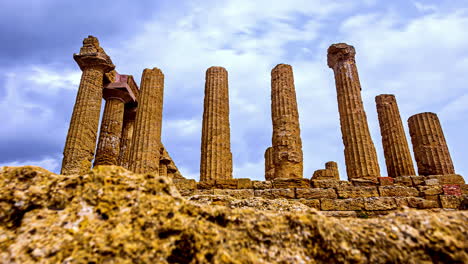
top-left (0, 166), bottom-right (467, 263)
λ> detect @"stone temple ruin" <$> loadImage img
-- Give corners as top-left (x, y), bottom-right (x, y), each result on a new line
top-left (62, 36), bottom-right (466, 215)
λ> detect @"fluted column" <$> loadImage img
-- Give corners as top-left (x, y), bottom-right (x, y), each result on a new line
top-left (325, 161), bottom-right (340, 179)
top-left (128, 68), bottom-right (164, 174)
top-left (408, 112), bottom-right (455, 175)
top-left (264, 146), bottom-right (275, 180)
top-left (270, 64), bottom-right (303, 179)
top-left (61, 36), bottom-right (114, 175)
top-left (118, 105), bottom-right (137, 169)
top-left (94, 97), bottom-right (125, 166)
top-left (375, 94), bottom-right (415, 177)
top-left (200, 66), bottom-right (232, 181)
top-left (327, 43), bottom-right (380, 180)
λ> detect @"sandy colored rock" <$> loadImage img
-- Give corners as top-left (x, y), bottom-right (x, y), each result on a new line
top-left (320, 198), bottom-right (365, 211)
top-left (311, 180), bottom-right (350, 189)
top-left (252, 181), bottom-right (272, 190)
top-left (337, 186), bottom-right (379, 198)
top-left (61, 36), bottom-right (115, 175)
top-left (270, 64), bottom-right (303, 179)
top-left (118, 105), bottom-right (137, 169)
top-left (375, 94), bottom-right (416, 177)
top-left (364, 197), bottom-right (397, 211)
top-left (379, 186), bottom-right (419, 197)
top-left (427, 174), bottom-right (465, 185)
top-left (200, 67), bottom-right (233, 181)
top-left (272, 178), bottom-right (310, 188)
top-left (128, 68), bottom-right (164, 174)
top-left (212, 189), bottom-right (255, 199)
top-left (408, 112), bottom-right (455, 176)
top-left (1, 166), bottom-right (468, 263)
top-left (254, 189), bottom-right (296, 199)
top-left (312, 161), bottom-right (340, 180)
top-left (327, 43), bottom-right (380, 180)
top-left (378, 177), bottom-right (394, 186)
top-left (264, 146), bottom-right (275, 180)
top-left (296, 188), bottom-right (337, 199)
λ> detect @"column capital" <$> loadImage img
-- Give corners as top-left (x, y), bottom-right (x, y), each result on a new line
top-left (73, 35), bottom-right (115, 71)
top-left (327, 43), bottom-right (356, 69)
top-left (375, 94), bottom-right (396, 105)
top-left (272, 63), bottom-right (292, 74)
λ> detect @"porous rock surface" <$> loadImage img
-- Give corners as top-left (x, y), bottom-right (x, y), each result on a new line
top-left (1, 166), bottom-right (467, 263)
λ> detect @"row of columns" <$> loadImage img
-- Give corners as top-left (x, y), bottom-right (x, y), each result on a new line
top-left (327, 43), bottom-right (455, 181)
top-left (61, 36), bottom-right (170, 176)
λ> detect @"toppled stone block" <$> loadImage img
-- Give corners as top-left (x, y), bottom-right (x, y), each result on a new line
top-left (410, 176), bottom-right (425, 186)
top-left (406, 197), bottom-right (440, 209)
top-left (351, 178), bottom-right (378, 187)
top-left (197, 180), bottom-right (215, 189)
top-left (320, 198), bottom-right (365, 211)
top-left (237, 178), bottom-right (252, 189)
top-left (427, 174), bottom-right (465, 185)
top-left (311, 161), bottom-right (339, 180)
top-left (213, 189), bottom-right (254, 199)
top-left (364, 197), bottom-right (397, 211)
top-left (394, 176), bottom-right (413, 187)
top-left (418, 186), bottom-right (443, 196)
top-left (272, 178), bottom-right (310, 189)
top-left (215, 179), bottom-right (238, 189)
top-left (252, 181), bottom-right (272, 190)
top-left (296, 188), bottom-right (337, 199)
top-left (378, 177), bottom-right (394, 186)
top-left (442, 185), bottom-right (462, 196)
top-left (311, 180), bottom-right (350, 189)
top-left (297, 199), bottom-right (321, 210)
top-left (379, 186), bottom-right (419, 197)
top-left (337, 186), bottom-right (378, 198)
top-left (440, 195), bottom-right (462, 209)
top-left (254, 189), bottom-right (295, 199)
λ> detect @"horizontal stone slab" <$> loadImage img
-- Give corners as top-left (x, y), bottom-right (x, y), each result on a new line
top-left (393, 176), bottom-right (413, 187)
top-left (427, 174), bottom-right (465, 185)
top-left (364, 197), bottom-right (397, 211)
top-left (378, 186), bottom-right (419, 197)
top-left (297, 198), bottom-right (320, 210)
top-left (337, 186), bottom-right (379, 198)
top-left (237, 178), bottom-right (252, 189)
top-left (311, 180), bottom-right (350, 189)
top-left (252, 181), bottom-right (272, 190)
top-left (254, 189), bottom-right (295, 199)
top-left (272, 178), bottom-right (310, 189)
top-left (417, 186), bottom-right (443, 196)
top-left (320, 198), bottom-right (365, 211)
top-left (296, 188), bottom-right (337, 199)
top-left (440, 195), bottom-right (462, 209)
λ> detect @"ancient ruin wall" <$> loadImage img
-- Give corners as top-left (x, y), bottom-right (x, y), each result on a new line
top-left (94, 97), bottom-right (125, 166)
top-left (408, 112), bottom-right (455, 176)
top-left (118, 106), bottom-right (137, 169)
top-left (376, 94), bottom-right (416, 177)
top-left (200, 67), bottom-right (233, 181)
top-left (61, 36), bottom-right (114, 175)
top-left (270, 64), bottom-right (303, 179)
top-left (264, 147), bottom-right (275, 180)
top-left (128, 68), bottom-right (164, 174)
top-left (327, 43), bottom-right (380, 181)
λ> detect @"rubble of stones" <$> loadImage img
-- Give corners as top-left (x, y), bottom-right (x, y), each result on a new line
top-left (58, 36), bottom-right (466, 216)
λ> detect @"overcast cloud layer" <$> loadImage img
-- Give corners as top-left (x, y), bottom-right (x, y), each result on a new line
top-left (1, 0), bottom-right (467, 181)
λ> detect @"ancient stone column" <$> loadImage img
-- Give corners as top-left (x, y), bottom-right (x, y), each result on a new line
top-left (61, 36), bottom-right (114, 175)
top-left (200, 66), bottom-right (233, 181)
top-left (117, 105), bottom-right (137, 169)
top-left (264, 146), bottom-right (275, 181)
top-left (325, 161), bottom-right (340, 178)
top-left (375, 94), bottom-right (416, 177)
top-left (327, 43), bottom-right (380, 180)
top-left (312, 161), bottom-right (340, 180)
top-left (270, 64), bottom-right (303, 179)
top-left (128, 68), bottom-right (164, 174)
top-left (408, 112), bottom-right (455, 175)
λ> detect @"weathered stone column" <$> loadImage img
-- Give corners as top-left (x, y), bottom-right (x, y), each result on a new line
top-left (327, 43), bottom-right (380, 181)
top-left (312, 161), bottom-right (340, 180)
top-left (159, 146), bottom-right (171, 177)
top-left (375, 94), bottom-right (415, 177)
top-left (128, 68), bottom-right (164, 173)
top-left (200, 66), bottom-right (233, 181)
top-left (264, 146), bottom-right (275, 180)
top-left (271, 64), bottom-right (303, 179)
top-left (61, 36), bottom-right (114, 175)
top-left (117, 105), bottom-right (137, 169)
top-left (408, 112), bottom-right (455, 175)
top-left (325, 161), bottom-right (340, 178)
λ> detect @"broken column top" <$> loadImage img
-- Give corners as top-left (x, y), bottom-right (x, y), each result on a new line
top-left (409, 112), bottom-right (437, 121)
top-left (74, 35), bottom-right (115, 71)
top-left (327, 43), bottom-right (356, 69)
top-left (375, 94), bottom-right (396, 104)
top-left (207, 66), bottom-right (227, 72)
top-left (143, 67), bottom-right (164, 77)
top-left (272, 63), bottom-right (292, 73)
top-left (325, 161), bottom-right (338, 169)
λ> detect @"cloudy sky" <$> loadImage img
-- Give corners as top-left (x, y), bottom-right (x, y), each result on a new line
top-left (1, 0), bottom-right (467, 181)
